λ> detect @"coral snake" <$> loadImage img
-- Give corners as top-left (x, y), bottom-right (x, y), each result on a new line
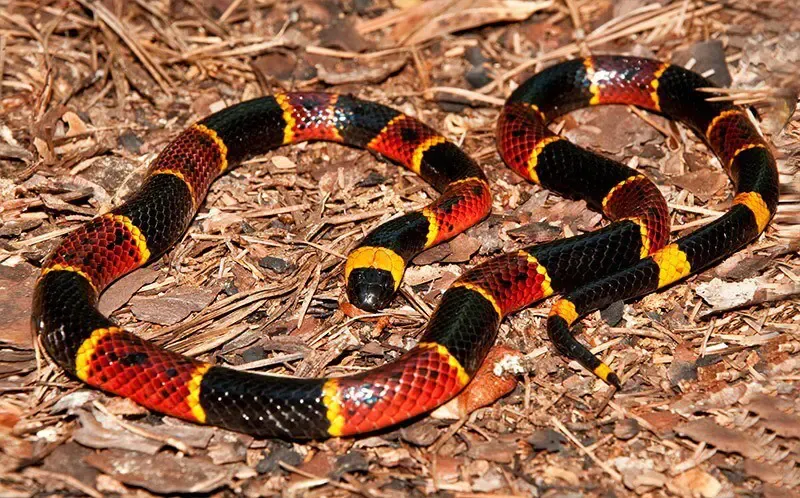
top-left (32, 56), bottom-right (779, 439)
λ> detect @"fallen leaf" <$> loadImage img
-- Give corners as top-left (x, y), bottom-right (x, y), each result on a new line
top-left (42, 442), bottom-right (98, 487)
top-left (676, 418), bottom-right (765, 459)
top-left (671, 170), bottom-right (729, 201)
top-left (0, 263), bottom-right (38, 349)
top-left (432, 345), bottom-right (521, 419)
top-left (130, 286), bottom-right (220, 325)
top-left (84, 448), bottom-right (233, 494)
top-left (392, 0), bottom-right (554, 46)
top-left (636, 409), bottom-right (683, 437)
top-left (466, 440), bottom-right (516, 463)
top-left (98, 268), bottom-right (159, 315)
top-left (72, 409), bottom-right (164, 455)
top-left (744, 394), bottom-right (800, 439)
top-left (319, 19), bottom-right (367, 52)
top-left (317, 56), bottom-right (408, 86)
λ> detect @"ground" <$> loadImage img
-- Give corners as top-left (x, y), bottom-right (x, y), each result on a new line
top-left (0, 0), bottom-right (799, 497)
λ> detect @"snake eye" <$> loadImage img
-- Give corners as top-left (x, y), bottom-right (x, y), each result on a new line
top-left (347, 268), bottom-right (396, 312)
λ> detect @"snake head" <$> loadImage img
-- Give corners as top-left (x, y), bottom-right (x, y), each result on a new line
top-left (346, 268), bottom-right (396, 312)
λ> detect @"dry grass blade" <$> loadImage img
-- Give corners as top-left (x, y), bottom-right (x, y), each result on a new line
top-left (424, 86), bottom-right (506, 106)
top-left (479, 1), bottom-right (723, 94)
top-left (401, 0), bottom-right (555, 46)
top-left (75, 0), bottom-right (172, 93)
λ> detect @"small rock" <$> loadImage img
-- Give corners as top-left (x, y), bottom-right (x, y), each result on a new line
top-left (222, 279), bottom-right (238, 296)
top-left (465, 65), bottom-right (492, 89)
top-left (399, 422), bottom-right (439, 446)
top-left (528, 429), bottom-right (566, 453)
top-left (465, 46), bottom-right (488, 66)
top-left (118, 130), bottom-right (143, 154)
top-left (437, 99), bottom-right (469, 113)
top-left (251, 52), bottom-right (297, 81)
top-left (356, 171), bottom-right (387, 188)
top-left (239, 221), bottom-right (256, 234)
top-left (614, 418), bottom-right (640, 440)
top-left (600, 300), bottom-right (625, 327)
top-left (241, 346), bottom-right (265, 363)
top-left (258, 256), bottom-right (292, 273)
top-left (331, 451), bottom-right (369, 478)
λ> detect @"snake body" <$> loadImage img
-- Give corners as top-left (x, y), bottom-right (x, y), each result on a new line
top-left (32, 56), bottom-right (778, 438)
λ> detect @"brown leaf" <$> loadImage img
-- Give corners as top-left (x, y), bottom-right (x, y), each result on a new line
top-left (743, 459), bottom-right (799, 487)
top-left (565, 105), bottom-right (661, 155)
top-left (319, 19), bottom-right (367, 52)
top-left (676, 418), bottom-right (765, 459)
top-left (293, 452), bottom-right (334, 482)
top-left (39, 193), bottom-right (96, 216)
top-left (667, 342), bottom-right (698, 386)
top-left (744, 394), bottom-right (800, 439)
top-left (84, 448), bottom-right (233, 494)
top-left (207, 440), bottom-right (247, 465)
top-left (42, 443), bottom-right (99, 487)
top-left (393, 0), bottom-right (553, 46)
top-left (433, 345), bottom-right (521, 420)
top-left (374, 447), bottom-right (415, 468)
top-left (414, 233), bottom-right (481, 265)
top-left (670, 170), bottom-right (729, 201)
top-left (466, 440), bottom-right (516, 463)
top-left (399, 421), bottom-right (439, 446)
top-left (73, 409), bottom-right (164, 455)
top-left (432, 455), bottom-right (462, 484)
top-left (443, 234), bottom-right (481, 263)
top-left (413, 243), bottom-right (452, 265)
top-left (130, 286), bottom-right (220, 325)
top-left (97, 268), bottom-right (159, 315)
top-left (672, 384), bottom-right (747, 415)
top-left (317, 56), bottom-right (408, 86)
top-left (0, 263), bottom-right (38, 349)
top-left (671, 40), bottom-right (732, 87)
top-left (636, 410), bottom-right (683, 437)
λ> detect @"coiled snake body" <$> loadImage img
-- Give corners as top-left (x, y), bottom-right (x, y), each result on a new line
top-left (32, 56), bottom-right (778, 438)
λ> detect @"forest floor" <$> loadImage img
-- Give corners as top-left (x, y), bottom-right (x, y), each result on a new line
top-left (0, 0), bottom-right (799, 497)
